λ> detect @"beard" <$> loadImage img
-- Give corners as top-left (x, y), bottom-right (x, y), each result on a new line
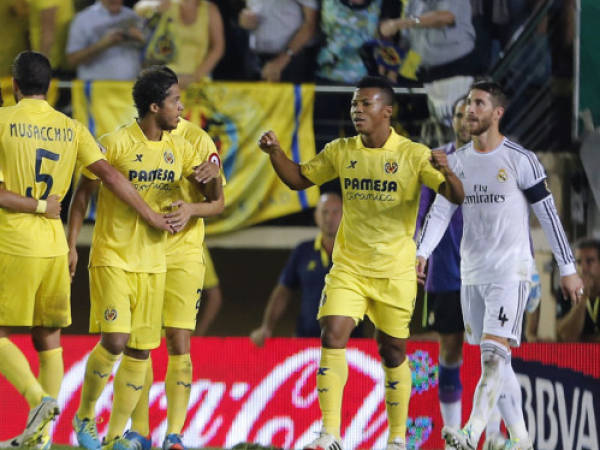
top-left (468, 115), bottom-right (492, 136)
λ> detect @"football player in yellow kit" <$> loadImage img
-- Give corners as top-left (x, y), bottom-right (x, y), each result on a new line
top-left (259, 76), bottom-right (464, 450)
top-left (66, 66), bottom-right (221, 449)
top-left (0, 52), bottom-right (170, 448)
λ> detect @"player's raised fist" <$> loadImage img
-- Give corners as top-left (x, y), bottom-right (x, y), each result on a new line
top-left (430, 149), bottom-right (449, 172)
top-left (258, 130), bottom-right (281, 155)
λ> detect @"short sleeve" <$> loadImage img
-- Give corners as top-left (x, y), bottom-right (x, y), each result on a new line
top-left (279, 244), bottom-right (302, 289)
top-left (516, 150), bottom-right (547, 190)
top-left (418, 146), bottom-right (445, 192)
top-left (76, 122), bottom-right (106, 170)
top-left (300, 144), bottom-right (337, 186)
top-left (66, 14), bottom-right (88, 54)
top-left (181, 139), bottom-right (203, 179)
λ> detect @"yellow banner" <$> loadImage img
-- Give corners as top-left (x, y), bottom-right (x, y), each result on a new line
top-left (71, 80), bottom-right (319, 234)
top-left (0, 77), bottom-right (59, 107)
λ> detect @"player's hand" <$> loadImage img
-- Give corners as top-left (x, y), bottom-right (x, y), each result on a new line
top-left (250, 326), bottom-right (271, 347)
top-left (560, 273), bottom-right (585, 304)
top-left (146, 211), bottom-right (175, 234)
top-left (261, 58), bottom-right (285, 82)
top-left (416, 256), bottom-right (427, 285)
top-left (258, 131), bottom-right (281, 155)
top-left (68, 246), bottom-right (78, 281)
top-left (193, 162), bottom-right (220, 184)
top-left (430, 150), bottom-right (450, 174)
top-left (239, 8), bottom-right (260, 30)
top-left (44, 195), bottom-right (62, 219)
top-left (165, 200), bottom-right (193, 231)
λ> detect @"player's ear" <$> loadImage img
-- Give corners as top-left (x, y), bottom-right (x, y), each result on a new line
top-left (494, 105), bottom-right (505, 123)
top-left (149, 102), bottom-right (160, 114)
top-left (383, 105), bottom-right (392, 120)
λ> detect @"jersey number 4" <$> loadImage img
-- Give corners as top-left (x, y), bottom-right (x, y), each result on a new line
top-left (26, 148), bottom-right (60, 200)
top-left (498, 306), bottom-right (509, 327)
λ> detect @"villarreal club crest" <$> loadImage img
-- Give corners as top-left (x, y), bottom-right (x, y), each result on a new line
top-left (384, 160), bottom-right (398, 175)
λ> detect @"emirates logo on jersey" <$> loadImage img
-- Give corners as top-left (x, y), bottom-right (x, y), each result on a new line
top-left (104, 307), bottom-right (117, 322)
top-left (497, 168), bottom-right (508, 182)
top-left (163, 150), bottom-right (175, 164)
top-left (384, 161), bottom-right (398, 174)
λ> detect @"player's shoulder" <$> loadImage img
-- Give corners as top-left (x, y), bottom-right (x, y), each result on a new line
top-left (98, 122), bottom-right (132, 148)
top-left (502, 138), bottom-right (536, 159)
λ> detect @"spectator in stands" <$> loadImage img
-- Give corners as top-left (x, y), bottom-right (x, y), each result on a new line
top-left (316, 0), bottom-right (400, 85)
top-left (250, 192), bottom-right (365, 345)
top-left (195, 244), bottom-right (224, 336)
top-left (379, 0), bottom-right (478, 82)
top-left (237, 0), bottom-right (319, 83)
top-left (0, 1), bottom-right (28, 78)
top-left (28, 0), bottom-right (74, 73)
top-left (135, 0), bottom-right (225, 88)
top-left (556, 238), bottom-right (600, 342)
top-left (66, 0), bottom-right (145, 80)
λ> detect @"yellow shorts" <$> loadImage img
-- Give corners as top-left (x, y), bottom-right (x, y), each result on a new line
top-left (89, 267), bottom-right (165, 350)
top-left (317, 267), bottom-right (417, 338)
top-left (203, 245), bottom-right (219, 290)
top-left (0, 252), bottom-right (70, 328)
top-left (164, 259), bottom-right (206, 330)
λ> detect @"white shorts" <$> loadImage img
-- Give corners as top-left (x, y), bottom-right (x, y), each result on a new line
top-left (461, 281), bottom-right (529, 347)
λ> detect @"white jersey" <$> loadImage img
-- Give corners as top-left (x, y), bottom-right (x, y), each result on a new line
top-left (418, 138), bottom-right (575, 285)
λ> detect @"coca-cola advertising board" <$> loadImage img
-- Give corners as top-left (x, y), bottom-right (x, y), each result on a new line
top-left (0, 337), bottom-right (598, 449)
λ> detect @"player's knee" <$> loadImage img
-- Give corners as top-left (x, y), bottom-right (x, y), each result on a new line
top-left (320, 322), bottom-right (351, 349)
top-left (31, 327), bottom-right (61, 352)
top-left (480, 340), bottom-right (509, 374)
top-left (377, 341), bottom-right (406, 367)
top-left (100, 333), bottom-right (130, 355)
top-left (165, 328), bottom-right (191, 355)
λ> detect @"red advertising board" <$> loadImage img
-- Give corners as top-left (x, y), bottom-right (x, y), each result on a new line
top-left (0, 337), bottom-right (598, 449)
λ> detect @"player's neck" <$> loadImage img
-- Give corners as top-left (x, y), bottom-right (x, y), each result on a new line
top-left (472, 128), bottom-right (504, 153)
top-left (360, 126), bottom-right (391, 149)
top-left (137, 117), bottom-right (163, 141)
top-left (20, 94), bottom-right (46, 101)
top-left (322, 234), bottom-right (335, 255)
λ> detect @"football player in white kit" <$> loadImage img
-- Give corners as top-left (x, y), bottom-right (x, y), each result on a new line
top-left (416, 81), bottom-right (584, 450)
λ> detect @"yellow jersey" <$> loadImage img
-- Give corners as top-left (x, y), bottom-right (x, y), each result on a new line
top-left (89, 121), bottom-right (201, 273)
top-left (0, 98), bottom-right (105, 257)
top-left (28, 0), bottom-right (74, 69)
top-left (301, 128), bottom-right (445, 279)
top-left (166, 118), bottom-right (224, 263)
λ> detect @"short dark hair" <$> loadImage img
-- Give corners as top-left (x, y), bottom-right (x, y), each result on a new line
top-left (12, 51), bottom-right (52, 96)
top-left (356, 76), bottom-right (395, 106)
top-left (470, 80), bottom-right (508, 109)
top-left (575, 238), bottom-right (600, 259)
top-left (133, 66), bottom-right (179, 118)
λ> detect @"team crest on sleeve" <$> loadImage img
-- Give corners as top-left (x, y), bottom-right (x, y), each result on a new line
top-left (163, 150), bottom-right (175, 164)
top-left (208, 152), bottom-right (221, 168)
top-left (104, 307), bottom-right (117, 321)
top-left (384, 160), bottom-right (398, 174)
top-left (497, 168), bottom-right (508, 182)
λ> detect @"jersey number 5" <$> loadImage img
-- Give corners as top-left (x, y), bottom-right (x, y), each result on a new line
top-left (26, 148), bottom-right (60, 200)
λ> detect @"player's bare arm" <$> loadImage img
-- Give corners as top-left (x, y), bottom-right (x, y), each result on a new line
top-left (164, 193), bottom-right (224, 232)
top-left (431, 150), bottom-right (464, 204)
top-left (250, 284), bottom-right (294, 347)
top-left (0, 184), bottom-right (61, 219)
top-left (87, 159), bottom-right (173, 233)
top-left (191, 161), bottom-right (223, 201)
top-left (560, 272), bottom-right (585, 305)
top-left (258, 130), bottom-right (313, 191)
top-left (415, 256), bottom-right (427, 285)
top-left (67, 176), bottom-right (100, 280)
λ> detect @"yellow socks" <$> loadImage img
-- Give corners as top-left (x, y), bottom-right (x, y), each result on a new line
top-left (383, 359), bottom-right (412, 441)
top-left (165, 354), bottom-right (193, 434)
top-left (106, 355), bottom-right (149, 440)
top-left (77, 343), bottom-right (120, 420)
top-left (38, 347), bottom-right (63, 398)
top-left (131, 357), bottom-right (154, 437)
top-left (0, 337), bottom-right (45, 407)
top-left (317, 348), bottom-right (348, 439)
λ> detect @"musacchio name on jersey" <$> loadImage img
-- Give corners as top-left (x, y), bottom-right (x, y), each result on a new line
top-left (9, 122), bottom-right (74, 142)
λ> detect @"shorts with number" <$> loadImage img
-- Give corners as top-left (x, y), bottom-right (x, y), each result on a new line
top-left (164, 259), bottom-right (206, 330)
top-left (425, 290), bottom-right (464, 334)
top-left (317, 266), bottom-right (417, 338)
top-left (461, 281), bottom-right (529, 347)
top-left (89, 267), bottom-right (165, 350)
top-left (0, 252), bottom-right (70, 327)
